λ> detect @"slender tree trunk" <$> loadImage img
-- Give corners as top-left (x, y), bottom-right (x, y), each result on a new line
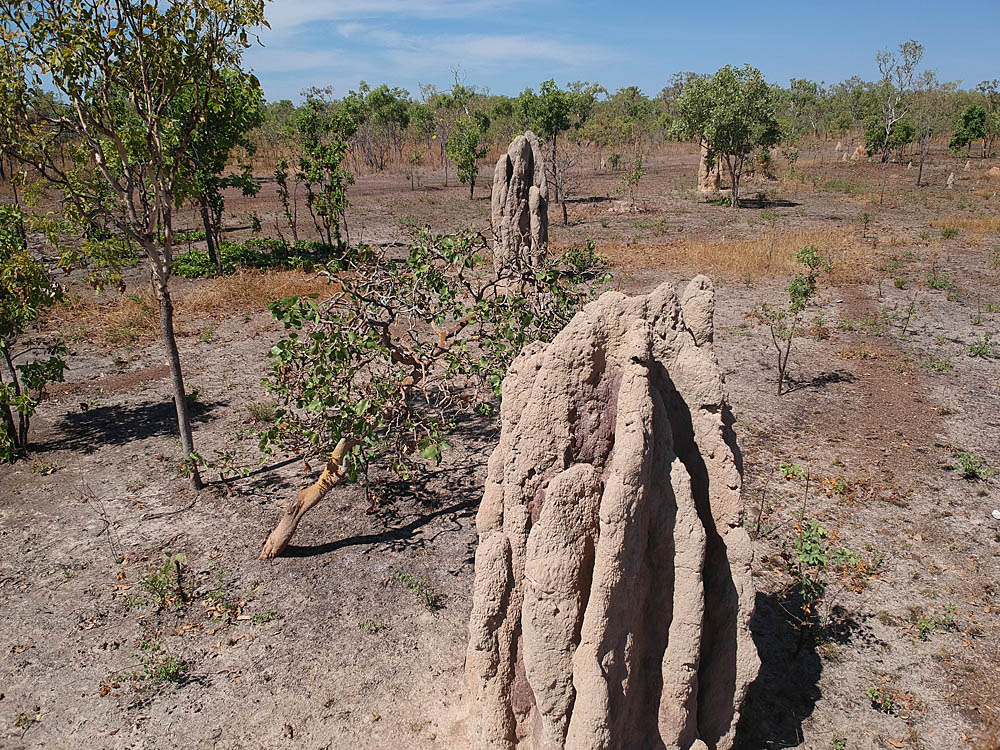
top-left (149, 254), bottom-right (202, 490)
top-left (562, 200), bottom-right (568, 225)
top-left (200, 197), bottom-right (222, 274)
top-left (551, 135), bottom-right (560, 212)
top-left (469, 177), bottom-right (474, 199)
top-left (880, 145), bottom-right (890, 204)
top-left (727, 155), bottom-right (740, 209)
top-left (0, 391), bottom-right (17, 454)
top-left (917, 131), bottom-right (929, 186)
top-left (0, 347), bottom-right (26, 450)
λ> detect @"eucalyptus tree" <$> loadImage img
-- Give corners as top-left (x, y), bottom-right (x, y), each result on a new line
top-left (344, 82), bottom-right (411, 172)
top-left (0, 0), bottom-right (269, 487)
top-left (873, 40), bottom-right (924, 202)
top-left (424, 80), bottom-right (478, 186)
top-left (949, 105), bottom-right (989, 157)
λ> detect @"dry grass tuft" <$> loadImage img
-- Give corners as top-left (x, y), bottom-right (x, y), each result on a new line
top-left (599, 227), bottom-right (875, 282)
top-left (927, 215), bottom-right (1000, 233)
top-left (182, 269), bottom-right (334, 316)
top-left (48, 270), bottom-right (334, 346)
top-left (51, 291), bottom-right (161, 346)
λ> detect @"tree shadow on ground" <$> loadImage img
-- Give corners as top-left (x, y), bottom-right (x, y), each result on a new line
top-left (735, 590), bottom-right (822, 748)
top-left (734, 195), bottom-right (801, 209)
top-left (785, 370), bottom-right (856, 393)
top-left (567, 195), bottom-right (615, 205)
top-left (38, 397), bottom-right (221, 454)
top-left (279, 496), bottom-right (478, 558)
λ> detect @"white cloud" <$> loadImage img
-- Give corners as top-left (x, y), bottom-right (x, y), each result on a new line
top-left (247, 0), bottom-right (608, 98)
top-left (251, 30), bottom-right (604, 77)
top-left (263, 0), bottom-right (527, 36)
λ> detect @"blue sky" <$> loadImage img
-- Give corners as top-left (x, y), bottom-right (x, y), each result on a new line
top-left (245, 0), bottom-right (1000, 102)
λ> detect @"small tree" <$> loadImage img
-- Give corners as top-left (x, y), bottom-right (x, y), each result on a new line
top-left (674, 64), bottom-right (782, 208)
top-left (519, 80), bottom-right (573, 223)
top-left (257, 232), bottom-right (610, 558)
top-left (0, 206), bottom-right (66, 461)
top-left (751, 246), bottom-right (831, 395)
top-left (445, 113), bottom-right (489, 199)
top-left (620, 154), bottom-right (645, 204)
top-left (0, 0), bottom-right (267, 487)
top-left (176, 67), bottom-right (264, 274)
top-left (949, 105), bottom-right (988, 157)
top-left (296, 93), bottom-right (358, 247)
top-left (873, 40), bottom-right (924, 203)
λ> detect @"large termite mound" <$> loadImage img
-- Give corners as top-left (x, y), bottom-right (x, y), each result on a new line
top-left (491, 130), bottom-right (548, 271)
top-left (465, 278), bottom-right (759, 750)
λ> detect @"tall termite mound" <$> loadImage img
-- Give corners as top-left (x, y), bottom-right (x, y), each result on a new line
top-left (491, 130), bottom-right (548, 270)
top-left (465, 278), bottom-right (759, 750)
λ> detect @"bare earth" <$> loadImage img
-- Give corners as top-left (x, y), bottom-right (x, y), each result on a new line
top-left (1, 142), bottom-right (998, 749)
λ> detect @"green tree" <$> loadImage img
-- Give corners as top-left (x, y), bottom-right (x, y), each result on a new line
top-left (295, 91), bottom-right (358, 247)
top-left (0, 206), bottom-right (66, 461)
top-left (0, 0), bottom-right (268, 487)
top-left (344, 81), bottom-right (411, 172)
top-left (519, 80), bottom-right (574, 223)
top-left (864, 115), bottom-right (916, 160)
top-left (949, 104), bottom-right (988, 156)
top-left (424, 80), bottom-right (477, 186)
top-left (674, 64), bottom-right (782, 208)
top-left (176, 67), bottom-right (264, 274)
top-left (445, 113), bottom-right (489, 199)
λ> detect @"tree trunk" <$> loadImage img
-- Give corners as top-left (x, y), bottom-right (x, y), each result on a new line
top-left (259, 437), bottom-right (354, 559)
top-left (151, 258), bottom-right (202, 490)
top-left (728, 157), bottom-right (740, 209)
top-left (917, 131), bottom-right (929, 186)
top-left (551, 136), bottom-right (560, 209)
top-left (469, 177), bottom-right (474, 200)
top-left (0, 348), bottom-right (26, 452)
top-left (878, 156), bottom-right (889, 206)
top-left (562, 200), bottom-right (568, 225)
top-left (200, 197), bottom-right (222, 275)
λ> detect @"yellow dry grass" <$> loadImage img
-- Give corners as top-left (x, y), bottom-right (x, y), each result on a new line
top-left (182, 269), bottom-right (334, 316)
top-left (599, 227), bottom-right (876, 282)
top-left (49, 270), bottom-right (334, 346)
top-left (927, 215), bottom-right (1000, 233)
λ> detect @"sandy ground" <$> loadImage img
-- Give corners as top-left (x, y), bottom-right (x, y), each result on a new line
top-left (1, 142), bottom-right (999, 749)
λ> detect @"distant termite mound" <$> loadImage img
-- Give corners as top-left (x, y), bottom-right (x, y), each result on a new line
top-left (465, 278), bottom-right (759, 750)
top-left (491, 130), bottom-right (548, 271)
top-left (697, 139), bottom-right (722, 195)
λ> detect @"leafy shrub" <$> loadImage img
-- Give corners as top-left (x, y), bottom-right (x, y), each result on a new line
top-left (751, 245), bottom-right (831, 394)
top-left (171, 239), bottom-right (342, 278)
top-left (259, 230), bottom-right (610, 483)
top-left (1, 206), bottom-right (67, 462)
top-left (968, 332), bottom-right (996, 358)
top-left (954, 451), bottom-right (995, 480)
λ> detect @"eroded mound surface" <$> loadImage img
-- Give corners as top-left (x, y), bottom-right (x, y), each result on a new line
top-left (466, 278), bottom-right (759, 750)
